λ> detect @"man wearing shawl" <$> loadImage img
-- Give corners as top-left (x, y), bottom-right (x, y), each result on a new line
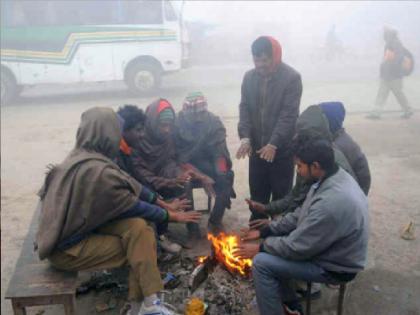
top-left (237, 36), bottom-right (303, 221)
top-left (116, 104), bottom-right (192, 254)
top-left (35, 107), bottom-right (197, 315)
top-left (175, 92), bottom-right (236, 233)
top-left (133, 99), bottom-right (215, 239)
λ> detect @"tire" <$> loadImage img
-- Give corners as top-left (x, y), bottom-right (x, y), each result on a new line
top-left (125, 62), bottom-right (162, 95)
top-left (1, 70), bottom-right (18, 106)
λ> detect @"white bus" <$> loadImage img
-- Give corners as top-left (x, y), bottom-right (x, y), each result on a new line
top-left (0, 0), bottom-right (190, 103)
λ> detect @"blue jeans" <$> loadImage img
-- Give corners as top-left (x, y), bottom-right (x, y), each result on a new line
top-left (252, 253), bottom-right (336, 315)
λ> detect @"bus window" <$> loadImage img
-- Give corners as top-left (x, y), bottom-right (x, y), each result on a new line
top-left (121, 0), bottom-right (163, 24)
top-left (2, 1), bottom-right (28, 27)
top-left (164, 0), bottom-right (178, 22)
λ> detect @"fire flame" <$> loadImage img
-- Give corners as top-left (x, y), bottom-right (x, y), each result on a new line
top-left (207, 232), bottom-right (252, 276)
top-left (197, 256), bottom-right (208, 264)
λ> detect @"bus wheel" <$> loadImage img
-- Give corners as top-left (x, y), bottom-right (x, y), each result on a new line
top-left (1, 70), bottom-right (18, 105)
top-left (126, 63), bottom-right (162, 95)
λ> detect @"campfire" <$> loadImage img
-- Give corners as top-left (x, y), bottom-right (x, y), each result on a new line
top-left (198, 233), bottom-right (253, 277)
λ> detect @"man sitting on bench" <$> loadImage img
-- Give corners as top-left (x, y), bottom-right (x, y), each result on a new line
top-left (234, 136), bottom-right (369, 315)
top-left (35, 107), bottom-right (198, 315)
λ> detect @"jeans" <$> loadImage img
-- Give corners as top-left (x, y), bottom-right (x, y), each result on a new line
top-left (252, 253), bottom-right (336, 315)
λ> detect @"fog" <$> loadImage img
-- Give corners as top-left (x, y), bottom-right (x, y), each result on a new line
top-left (2, 2), bottom-right (420, 315)
top-left (1, 1), bottom-right (419, 113)
top-left (179, 1), bottom-right (420, 113)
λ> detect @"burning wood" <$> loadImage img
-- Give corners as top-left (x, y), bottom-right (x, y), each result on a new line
top-left (201, 232), bottom-right (253, 277)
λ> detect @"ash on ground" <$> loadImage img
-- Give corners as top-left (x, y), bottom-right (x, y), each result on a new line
top-left (160, 254), bottom-right (255, 315)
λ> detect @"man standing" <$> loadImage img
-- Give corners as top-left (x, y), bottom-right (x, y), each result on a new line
top-left (237, 36), bottom-right (302, 221)
top-left (367, 27), bottom-right (414, 119)
top-left (235, 138), bottom-right (369, 315)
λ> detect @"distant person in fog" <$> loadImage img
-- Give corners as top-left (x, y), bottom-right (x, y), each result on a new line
top-left (367, 27), bottom-right (414, 119)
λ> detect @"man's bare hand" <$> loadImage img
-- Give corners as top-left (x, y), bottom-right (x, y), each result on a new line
top-left (249, 219), bottom-right (270, 230)
top-left (163, 198), bottom-right (191, 212)
top-left (245, 198), bottom-right (267, 214)
top-left (168, 210), bottom-right (201, 223)
top-left (240, 228), bottom-right (261, 241)
top-left (233, 243), bottom-right (260, 259)
top-left (200, 175), bottom-right (216, 198)
top-left (177, 173), bottom-right (192, 185)
top-left (236, 142), bottom-right (252, 159)
top-left (256, 144), bottom-right (277, 162)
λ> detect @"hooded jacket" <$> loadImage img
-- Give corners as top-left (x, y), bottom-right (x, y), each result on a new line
top-left (132, 99), bottom-right (181, 190)
top-left (266, 105), bottom-right (355, 216)
top-left (318, 102), bottom-right (371, 195)
top-left (36, 108), bottom-right (141, 260)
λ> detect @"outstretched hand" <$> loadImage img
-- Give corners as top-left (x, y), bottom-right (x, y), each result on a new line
top-left (240, 227), bottom-right (261, 241)
top-left (236, 142), bottom-right (252, 159)
top-left (168, 210), bottom-right (201, 223)
top-left (256, 144), bottom-right (276, 162)
top-left (249, 219), bottom-right (270, 230)
top-left (245, 198), bottom-right (266, 214)
top-left (233, 243), bottom-right (260, 259)
top-left (165, 198), bottom-right (191, 212)
top-left (200, 175), bottom-right (216, 198)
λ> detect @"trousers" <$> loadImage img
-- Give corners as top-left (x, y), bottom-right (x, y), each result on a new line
top-left (48, 218), bottom-right (163, 301)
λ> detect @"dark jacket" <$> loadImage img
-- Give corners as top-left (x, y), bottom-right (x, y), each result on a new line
top-left (333, 128), bottom-right (371, 195)
top-left (238, 63), bottom-right (302, 157)
top-left (133, 100), bottom-right (181, 191)
top-left (266, 105), bottom-right (355, 216)
top-left (380, 39), bottom-right (408, 80)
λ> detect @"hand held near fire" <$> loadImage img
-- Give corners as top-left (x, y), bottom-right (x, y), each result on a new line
top-left (236, 138), bottom-right (252, 159)
top-left (159, 198), bottom-right (191, 212)
top-left (240, 228), bottom-right (261, 241)
top-left (233, 243), bottom-right (260, 260)
top-left (168, 210), bottom-right (201, 223)
top-left (249, 219), bottom-right (270, 230)
top-left (256, 144), bottom-right (277, 162)
top-left (245, 198), bottom-right (266, 213)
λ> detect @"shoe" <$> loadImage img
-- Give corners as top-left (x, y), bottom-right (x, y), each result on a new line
top-left (139, 299), bottom-right (176, 315)
top-left (366, 113), bottom-right (381, 120)
top-left (157, 252), bottom-right (179, 266)
top-left (296, 282), bottom-right (322, 300)
top-left (401, 111), bottom-right (413, 119)
top-left (159, 235), bottom-right (182, 254)
top-left (283, 300), bottom-right (304, 315)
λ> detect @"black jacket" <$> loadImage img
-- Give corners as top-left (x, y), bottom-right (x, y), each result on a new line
top-left (238, 62), bottom-right (302, 157)
top-left (380, 40), bottom-right (409, 80)
top-left (333, 129), bottom-right (371, 195)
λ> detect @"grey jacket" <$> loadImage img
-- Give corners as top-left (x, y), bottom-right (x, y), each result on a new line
top-left (262, 167), bottom-right (369, 274)
top-left (334, 128), bottom-right (371, 195)
top-left (238, 63), bottom-right (302, 156)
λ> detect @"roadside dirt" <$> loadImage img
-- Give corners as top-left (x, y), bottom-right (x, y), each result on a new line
top-left (1, 95), bottom-right (419, 314)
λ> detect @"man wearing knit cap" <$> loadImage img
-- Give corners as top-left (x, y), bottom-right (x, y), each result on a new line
top-left (237, 36), bottom-right (302, 221)
top-left (176, 92), bottom-right (236, 233)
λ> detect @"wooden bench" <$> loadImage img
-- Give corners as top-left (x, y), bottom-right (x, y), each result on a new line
top-left (5, 204), bottom-right (78, 315)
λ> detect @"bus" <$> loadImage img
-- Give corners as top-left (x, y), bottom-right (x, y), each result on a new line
top-left (0, 0), bottom-right (190, 104)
